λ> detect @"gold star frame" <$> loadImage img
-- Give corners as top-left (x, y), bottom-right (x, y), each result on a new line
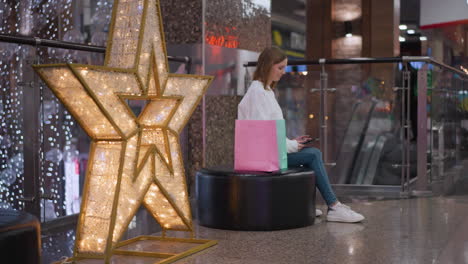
top-left (33, 0), bottom-right (216, 263)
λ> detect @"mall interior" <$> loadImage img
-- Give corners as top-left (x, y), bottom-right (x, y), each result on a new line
top-left (0, 0), bottom-right (468, 263)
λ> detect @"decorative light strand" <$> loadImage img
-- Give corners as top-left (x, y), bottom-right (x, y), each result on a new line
top-left (0, 0), bottom-right (25, 210)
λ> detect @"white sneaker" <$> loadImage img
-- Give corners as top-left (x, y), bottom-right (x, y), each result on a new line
top-left (326, 203), bottom-right (365, 223)
top-left (315, 209), bottom-right (323, 217)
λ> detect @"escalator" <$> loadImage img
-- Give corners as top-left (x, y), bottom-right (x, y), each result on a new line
top-left (333, 99), bottom-right (417, 185)
top-left (333, 100), bottom-right (376, 184)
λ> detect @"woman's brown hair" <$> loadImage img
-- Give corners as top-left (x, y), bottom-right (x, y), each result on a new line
top-left (253, 46), bottom-right (287, 90)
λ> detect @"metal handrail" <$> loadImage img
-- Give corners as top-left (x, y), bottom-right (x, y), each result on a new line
top-left (244, 56), bottom-right (468, 78)
top-left (0, 34), bottom-right (192, 71)
top-left (244, 57), bottom-right (405, 66)
top-left (427, 58), bottom-right (467, 79)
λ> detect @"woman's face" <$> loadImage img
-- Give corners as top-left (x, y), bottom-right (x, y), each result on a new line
top-left (268, 58), bottom-right (288, 83)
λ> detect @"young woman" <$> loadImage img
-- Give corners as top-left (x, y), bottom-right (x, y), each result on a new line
top-left (238, 46), bottom-right (365, 223)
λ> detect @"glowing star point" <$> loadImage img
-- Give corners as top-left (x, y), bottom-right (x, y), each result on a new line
top-left (34, 0), bottom-right (214, 263)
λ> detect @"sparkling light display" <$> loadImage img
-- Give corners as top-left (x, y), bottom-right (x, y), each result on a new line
top-left (37, 0), bottom-right (80, 222)
top-left (0, 0), bottom-right (27, 212)
top-left (34, 0), bottom-right (215, 262)
top-left (1, 0), bottom-right (113, 220)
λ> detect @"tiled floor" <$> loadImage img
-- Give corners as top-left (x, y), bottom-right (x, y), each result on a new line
top-left (44, 194), bottom-right (468, 264)
top-left (175, 196), bottom-right (468, 264)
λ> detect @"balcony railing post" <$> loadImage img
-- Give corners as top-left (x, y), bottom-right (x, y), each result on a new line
top-left (22, 41), bottom-right (42, 217)
top-left (401, 63), bottom-right (411, 195)
top-left (416, 64), bottom-right (429, 192)
top-left (319, 59), bottom-right (328, 162)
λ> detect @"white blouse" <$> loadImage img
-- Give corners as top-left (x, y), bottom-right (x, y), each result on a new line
top-left (238, 80), bottom-right (299, 153)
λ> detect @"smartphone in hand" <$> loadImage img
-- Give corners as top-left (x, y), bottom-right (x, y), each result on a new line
top-left (301, 138), bottom-right (319, 145)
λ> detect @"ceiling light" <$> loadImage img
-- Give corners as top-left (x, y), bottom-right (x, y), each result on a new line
top-left (399, 24), bottom-right (407, 30)
top-left (399, 36), bottom-right (406, 42)
top-left (420, 36), bottom-right (427, 41)
top-left (407, 29), bottom-right (415, 34)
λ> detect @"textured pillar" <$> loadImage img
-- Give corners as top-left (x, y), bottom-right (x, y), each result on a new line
top-left (362, 0), bottom-right (400, 82)
top-left (306, 0), bottom-right (333, 59)
top-left (162, 0), bottom-right (272, 194)
top-left (305, 0), bottom-right (332, 143)
top-left (306, 0), bottom-right (400, 165)
top-left (160, 0), bottom-right (203, 44)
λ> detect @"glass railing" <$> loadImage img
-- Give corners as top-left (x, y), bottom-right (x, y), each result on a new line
top-left (248, 57), bottom-right (468, 197)
top-left (428, 64), bottom-right (468, 187)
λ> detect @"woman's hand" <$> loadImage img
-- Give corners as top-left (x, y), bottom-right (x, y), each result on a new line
top-left (295, 135), bottom-right (312, 151)
top-left (294, 135), bottom-right (312, 144)
top-left (297, 143), bottom-right (305, 151)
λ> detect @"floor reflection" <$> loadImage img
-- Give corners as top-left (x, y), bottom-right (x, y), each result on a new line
top-left (42, 207), bottom-right (162, 264)
top-left (42, 228), bottom-right (75, 264)
top-left (42, 195), bottom-right (468, 264)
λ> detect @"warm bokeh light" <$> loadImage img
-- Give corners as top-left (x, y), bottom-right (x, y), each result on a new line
top-left (333, 3), bottom-right (361, 22)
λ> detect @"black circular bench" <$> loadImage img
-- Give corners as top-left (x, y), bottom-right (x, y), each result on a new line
top-left (196, 167), bottom-right (316, 231)
top-left (0, 209), bottom-right (41, 264)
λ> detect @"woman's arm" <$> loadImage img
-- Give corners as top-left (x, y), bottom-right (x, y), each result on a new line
top-left (286, 138), bottom-right (299, 153)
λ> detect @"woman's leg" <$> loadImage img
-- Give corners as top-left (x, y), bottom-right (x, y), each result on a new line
top-left (287, 147), bottom-right (337, 206)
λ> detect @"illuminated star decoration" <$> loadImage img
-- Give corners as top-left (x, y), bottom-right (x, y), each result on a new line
top-left (34, 0), bottom-right (214, 262)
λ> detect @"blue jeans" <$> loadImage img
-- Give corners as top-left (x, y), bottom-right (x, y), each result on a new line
top-left (287, 147), bottom-right (338, 206)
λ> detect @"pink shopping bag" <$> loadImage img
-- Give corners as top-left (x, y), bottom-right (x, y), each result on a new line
top-left (234, 120), bottom-right (287, 172)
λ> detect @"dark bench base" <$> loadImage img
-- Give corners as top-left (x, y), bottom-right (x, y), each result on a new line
top-left (196, 167), bottom-right (316, 231)
top-left (0, 209), bottom-right (41, 264)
